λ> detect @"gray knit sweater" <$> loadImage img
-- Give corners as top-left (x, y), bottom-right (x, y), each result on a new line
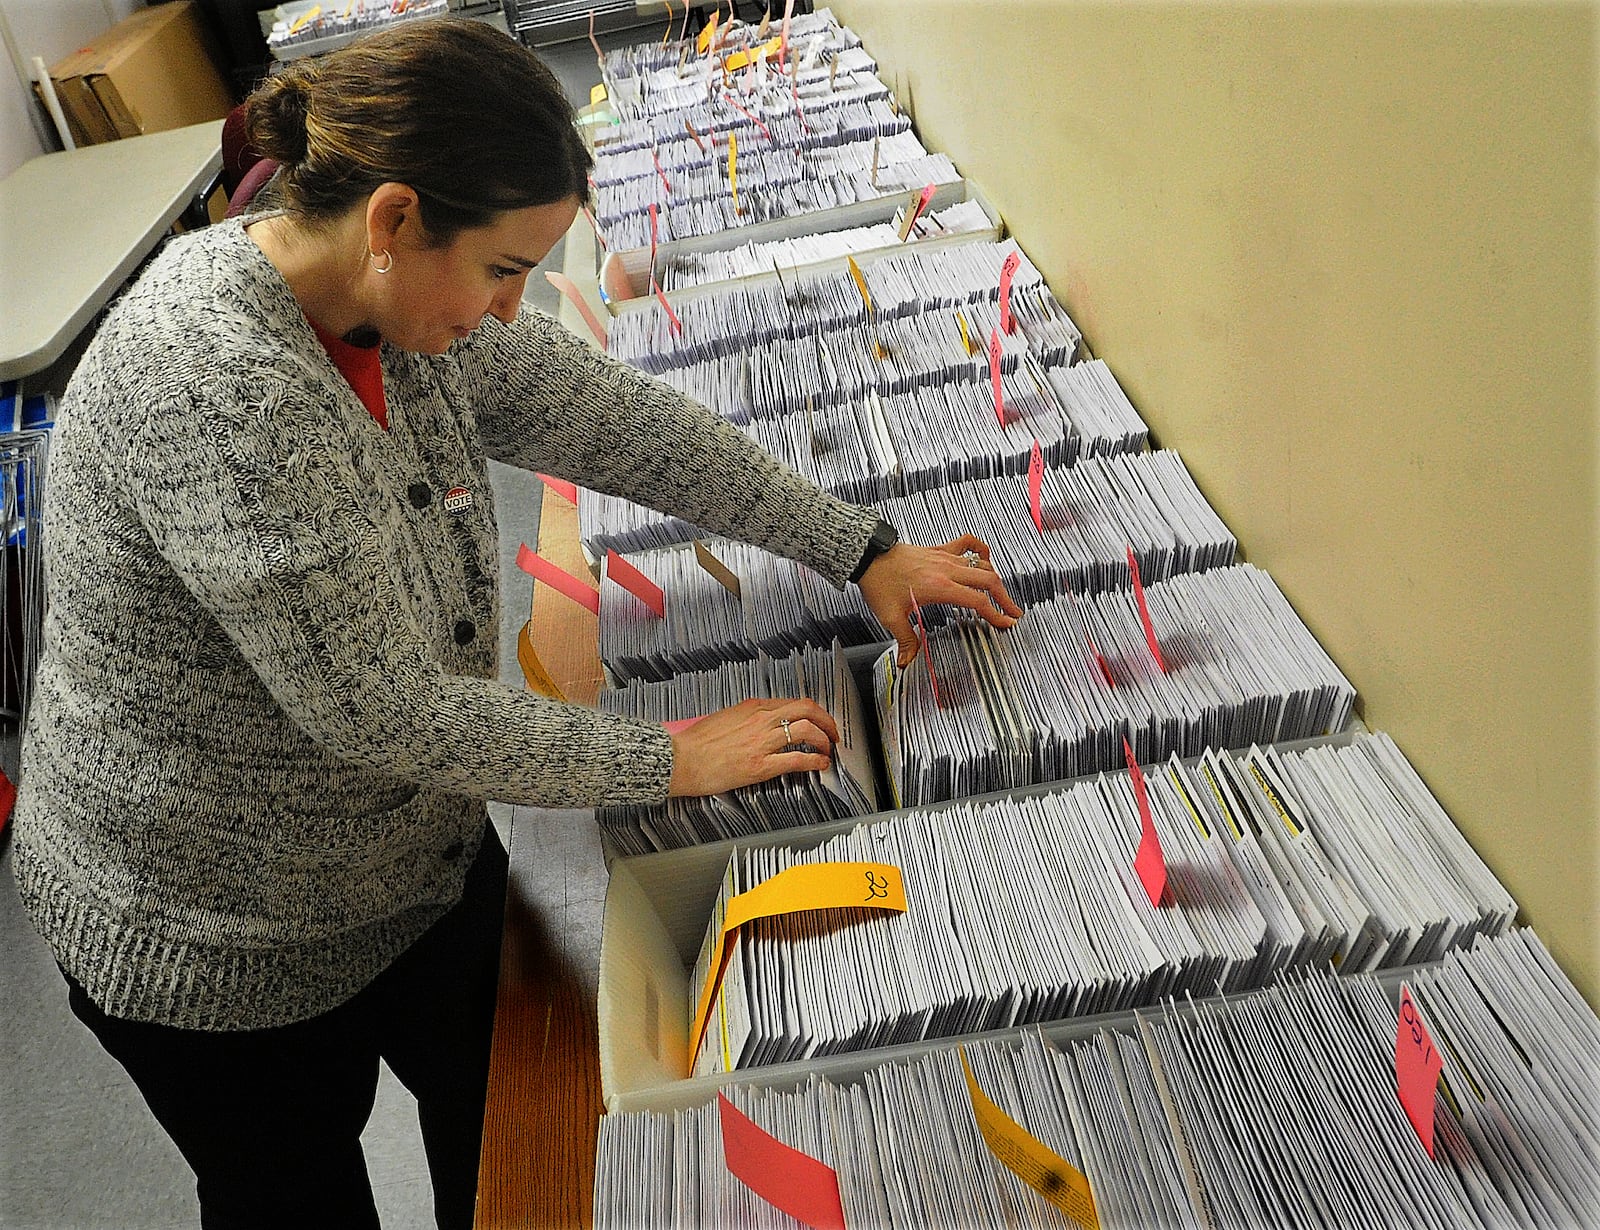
top-left (12, 220), bottom-right (879, 1030)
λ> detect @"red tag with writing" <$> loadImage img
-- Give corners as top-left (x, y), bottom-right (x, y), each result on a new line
top-left (719, 1092), bottom-right (846, 1230)
top-left (909, 589), bottom-right (941, 706)
top-left (536, 474), bottom-right (578, 504)
top-left (989, 328), bottom-right (1005, 426)
top-left (901, 183), bottom-right (936, 241)
top-left (1396, 984), bottom-right (1445, 1157)
top-left (1124, 737), bottom-right (1170, 907)
top-left (516, 544), bottom-right (599, 615)
top-left (605, 549), bottom-right (666, 618)
top-left (1028, 438), bottom-right (1044, 532)
top-left (999, 249), bottom-right (1021, 335)
top-left (1126, 547), bottom-right (1167, 672)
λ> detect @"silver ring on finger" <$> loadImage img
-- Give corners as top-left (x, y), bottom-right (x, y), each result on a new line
top-left (780, 717), bottom-right (793, 744)
top-left (962, 549), bottom-right (982, 569)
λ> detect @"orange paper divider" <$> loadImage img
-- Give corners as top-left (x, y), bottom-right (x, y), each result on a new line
top-left (536, 473), bottom-right (578, 504)
top-left (1123, 738), bottom-right (1171, 908)
top-left (689, 861), bottom-right (907, 1065)
top-left (544, 272), bottom-right (608, 350)
top-left (605, 549), bottom-right (666, 617)
top-left (1396, 984), bottom-right (1445, 1157)
top-left (516, 544), bottom-right (599, 615)
top-left (1126, 547), bottom-right (1168, 672)
top-left (718, 1093), bottom-right (846, 1230)
top-left (959, 1047), bottom-right (1101, 1229)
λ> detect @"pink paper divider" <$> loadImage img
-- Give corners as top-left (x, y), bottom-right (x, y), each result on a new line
top-left (999, 249), bottom-right (1021, 334)
top-left (1028, 438), bottom-right (1044, 532)
top-left (1123, 737), bottom-right (1170, 907)
top-left (1126, 547), bottom-right (1168, 672)
top-left (1396, 984), bottom-right (1445, 1158)
top-left (719, 1092), bottom-right (846, 1230)
top-left (605, 549), bottom-right (666, 618)
top-left (515, 543), bottom-right (599, 615)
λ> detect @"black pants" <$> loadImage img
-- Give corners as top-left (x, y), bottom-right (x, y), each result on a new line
top-left (64, 827), bottom-right (509, 1230)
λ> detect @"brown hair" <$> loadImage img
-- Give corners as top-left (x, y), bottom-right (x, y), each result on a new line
top-left (245, 19), bottom-right (592, 243)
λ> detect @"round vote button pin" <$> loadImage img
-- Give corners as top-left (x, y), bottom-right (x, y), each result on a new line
top-left (443, 486), bottom-right (473, 515)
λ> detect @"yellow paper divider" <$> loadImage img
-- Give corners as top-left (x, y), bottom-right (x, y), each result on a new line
top-left (689, 861), bottom-right (907, 1068)
top-left (697, 10), bottom-right (719, 54)
top-left (724, 36), bottom-right (782, 72)
top-left (957, 309), bottom-right (975, 356)
top-left (959, 1047), bottom-right (1101, 1229)
top-left (517, 622), bottom-right (570, 702)
top-left (728, 130), bottom-right (741, 214)
top-left (289, 5), bottom-right (321, 34)
top-left (590, 83), bottom-right (608, 107)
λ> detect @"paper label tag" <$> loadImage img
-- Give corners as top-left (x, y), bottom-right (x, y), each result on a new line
top-left (516, 543), bottom-right (599, 615)
top-left (999, 249), bottom-right (1021, 334)
top-left (724, 35), bottom-right (782, 72)
top-left (960, 1047), bottom-right (1101, 1228)
top-left (1087, 632), bottom-right (1115, 687)
top-left (957, 310), bottom-right (975, 356)
top-left (1124, 737), bottom-right (1171, 907)
top-left (536, 473), bottom-right (578, 504)
top-left (651, 278), bottom-right (683, 336)
top-left (1396, 983), bottom-right (1444, 1157)
top-left (690, 861), bottom-right (907, 1064)
top-left (543, 272), bottom-right (608, 350)
top-left (847, 255), bottom-right (874, 315)
top-left (870, 135), bottom-right (880, 187)
top-left (723, 94), bottom-right (773, 141)
top-left (728, 129), bottom-right (740, 213)
top-left (605, 549), bottom-right (666, 618)
top-left (898, 183), bottom-right (936, 242)
top-left (590, 83), bottom-right (607, 107)
top-left (989, 327), bottom-right (1005, 425)
top-left (719, 1093), bottom-right (846, 1230)
top-left (697, 10), bottom-right (718, 54)
top-left (685, 119), bottom-right (707, 151)
top-left (693, 539), bottom-right (743, 598)
top-left (1126, 547), bottom-right (1168, 672)
top-left (1028, 439), bottom-right (1044, 532)
top-left (515, 622), bottom-right (568, 702)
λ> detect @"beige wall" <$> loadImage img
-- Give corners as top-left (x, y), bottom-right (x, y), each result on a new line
top-left (834, 0), bottom-right (1600, 1000)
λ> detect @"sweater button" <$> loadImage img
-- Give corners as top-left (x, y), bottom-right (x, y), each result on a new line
top-left (408, 483), bottom-right (432, 509)
top-left (441, 840), bottom-right (464, 862)
top-left (453, 619), bottom-right (476, 645)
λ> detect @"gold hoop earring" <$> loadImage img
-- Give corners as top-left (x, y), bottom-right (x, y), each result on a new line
top-left (369, 249), bottom-right (393, 274)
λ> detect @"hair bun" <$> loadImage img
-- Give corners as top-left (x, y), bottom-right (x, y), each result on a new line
top-left (244, 70), bottom-right (314, 167)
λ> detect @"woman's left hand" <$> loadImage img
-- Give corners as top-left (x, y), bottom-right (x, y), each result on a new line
top-left (857, 534), bottom-right (1023, 666)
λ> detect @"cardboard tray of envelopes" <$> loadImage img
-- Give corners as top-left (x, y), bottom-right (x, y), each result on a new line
top-left (594, 726), bottom-right (1364, 1113)
top-left (596, 179), bottom-right (1002, 315)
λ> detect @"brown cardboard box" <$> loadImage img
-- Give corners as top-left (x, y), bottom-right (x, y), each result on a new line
top-left (37, 3), bottom-right (234, 145)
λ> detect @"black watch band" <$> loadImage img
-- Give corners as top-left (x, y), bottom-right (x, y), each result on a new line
top-left (849, 519), bottom-right (899, 584)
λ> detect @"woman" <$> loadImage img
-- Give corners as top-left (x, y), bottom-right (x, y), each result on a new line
top-left (11, 18), bottom-right (1020, 1230)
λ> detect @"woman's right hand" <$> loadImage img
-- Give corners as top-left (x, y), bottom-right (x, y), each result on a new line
top-left (665, 697), bottom-right (840, 797)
